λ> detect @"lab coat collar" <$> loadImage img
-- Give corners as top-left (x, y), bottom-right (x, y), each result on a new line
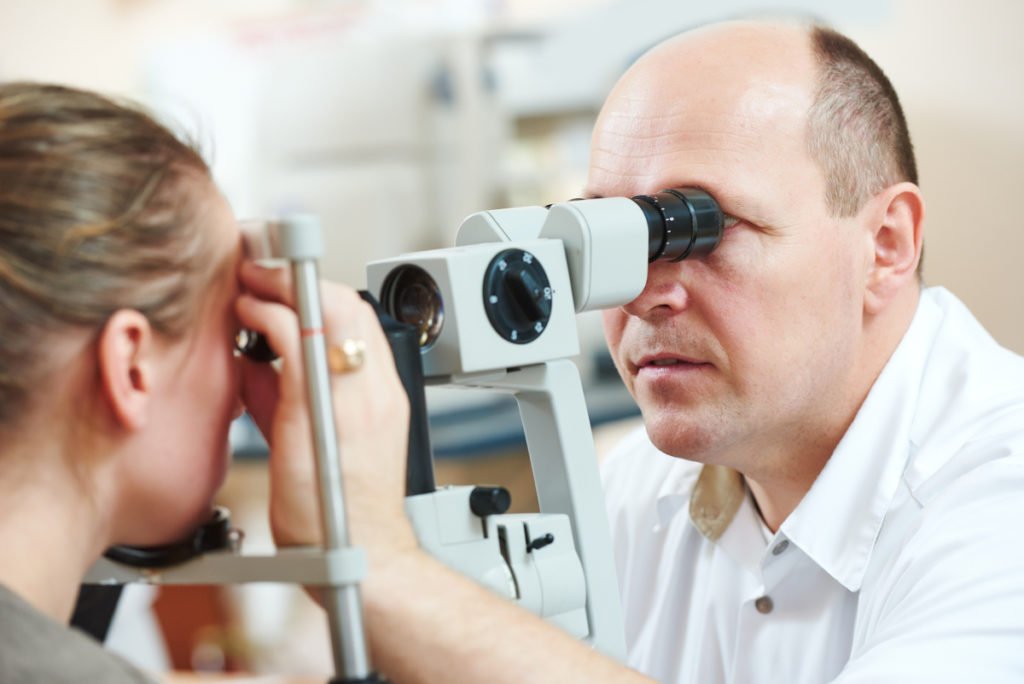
top-left (654, 459), bottom-right (701, 528)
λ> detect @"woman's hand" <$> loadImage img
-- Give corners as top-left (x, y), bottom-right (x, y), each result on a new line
top-left (234, 261), bottom-right (417, 560)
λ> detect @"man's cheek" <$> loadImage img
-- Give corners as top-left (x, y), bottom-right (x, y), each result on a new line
top-left (601, 309), bottom-right (625, 347)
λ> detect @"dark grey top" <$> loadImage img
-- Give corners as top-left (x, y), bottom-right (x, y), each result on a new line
top-left (0, 583), bottom-right (155, 683)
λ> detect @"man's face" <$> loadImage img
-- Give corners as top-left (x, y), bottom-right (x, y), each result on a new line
top-left (591, 27), bottom-right (869, 470)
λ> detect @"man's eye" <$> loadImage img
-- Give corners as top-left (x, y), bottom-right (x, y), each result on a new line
top-left (723, 214), bottom-right (741, 230)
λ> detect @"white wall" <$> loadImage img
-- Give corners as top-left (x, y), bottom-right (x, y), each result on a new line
top-left (847, 0), bottom-right (1024, 352)
top-left (1, 0), bottom-right (1021, 352)
top-left (0, 0), bottom-right (290, 96)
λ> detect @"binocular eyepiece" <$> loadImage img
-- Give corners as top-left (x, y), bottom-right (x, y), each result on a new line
top-left (377, 187), bottom-right (723, 351)
top-left (631, 187), bottom-right (722, 263)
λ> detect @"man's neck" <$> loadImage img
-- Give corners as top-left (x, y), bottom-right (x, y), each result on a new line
top-left (742, 286), bottom-right (923, 533)
top-left (745, 470), bottom-right (821, 533)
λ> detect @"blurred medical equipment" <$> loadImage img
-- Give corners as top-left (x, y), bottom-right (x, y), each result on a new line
top-left (84, 188), bottom-right (722, 679)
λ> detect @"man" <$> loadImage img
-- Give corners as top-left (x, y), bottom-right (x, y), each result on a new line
top-left (593, 20), bottom-right (1024, 682)
top-left (276, 19), bottom-right (1024, 683)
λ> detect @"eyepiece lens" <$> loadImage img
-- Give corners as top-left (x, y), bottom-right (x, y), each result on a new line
top-left (235, 329), bottom-right (278, 363)
top-left (630, 187), bottom-right (723, 263)
top-left (382, 265), bottom-right (444, 348)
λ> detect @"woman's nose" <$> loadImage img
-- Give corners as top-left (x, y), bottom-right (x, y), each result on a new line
top-left (231, 395), bottom-right (246, 421)
top-left (230, 355), bottom-right (246, 420)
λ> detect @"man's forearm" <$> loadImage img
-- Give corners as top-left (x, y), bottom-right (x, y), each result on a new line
top-left (362, 549), bottom-right (650, 684)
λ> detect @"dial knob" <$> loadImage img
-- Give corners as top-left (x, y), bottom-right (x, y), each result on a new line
top-left (482, 249), bottom-right (552, 345)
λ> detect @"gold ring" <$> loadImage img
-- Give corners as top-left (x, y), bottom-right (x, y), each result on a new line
top-left (327, 338), bottom-right (366, 374)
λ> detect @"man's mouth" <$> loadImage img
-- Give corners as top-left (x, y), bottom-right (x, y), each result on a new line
top-left (635, 353), bottom-right (709, 371)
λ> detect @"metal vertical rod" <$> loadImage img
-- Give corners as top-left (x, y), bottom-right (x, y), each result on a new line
top-left (292, 258), bottom-right (372, 679)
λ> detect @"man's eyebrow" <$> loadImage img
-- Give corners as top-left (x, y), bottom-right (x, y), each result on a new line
top-left (580, 185), bottom-right (752, 216)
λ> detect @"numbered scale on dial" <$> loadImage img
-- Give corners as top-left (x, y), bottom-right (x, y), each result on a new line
top-left (482, 249), bottom-right (553, 345)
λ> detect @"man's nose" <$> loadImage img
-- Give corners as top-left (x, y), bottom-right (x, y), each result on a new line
top-left (621, 261), bottom-right (690, 318)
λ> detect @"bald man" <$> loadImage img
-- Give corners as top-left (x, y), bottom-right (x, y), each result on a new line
top-left (339, 20), bottom-right (1024, 684)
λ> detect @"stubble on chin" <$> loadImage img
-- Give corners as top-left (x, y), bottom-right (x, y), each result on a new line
top-left (642, 405), bottom-right (719, 463)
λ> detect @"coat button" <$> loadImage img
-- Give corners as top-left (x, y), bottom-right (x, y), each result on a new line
top-left (755, 596), bottom-right (774, 614)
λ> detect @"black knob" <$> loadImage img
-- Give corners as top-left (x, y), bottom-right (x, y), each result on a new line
top-left (482, 249), bottom-right (553, 345)
top-left (506, 266), bottom-right (548, 323)
top-left (526, 533), bottom-right (555, 553)
top-left (469, 486), bottom-right (512, 517)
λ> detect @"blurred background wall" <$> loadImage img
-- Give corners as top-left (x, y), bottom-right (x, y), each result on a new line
top-left (3, 0), bottom-right (1021, 677)
top-left (2, 0), bottom-right (1021, 352)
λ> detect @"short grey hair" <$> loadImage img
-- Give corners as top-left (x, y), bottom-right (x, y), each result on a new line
top-left (806, 25), bottom-right (919, 218)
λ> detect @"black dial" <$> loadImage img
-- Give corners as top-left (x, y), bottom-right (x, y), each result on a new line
top-left (482, 249), bottom-right (553, 345)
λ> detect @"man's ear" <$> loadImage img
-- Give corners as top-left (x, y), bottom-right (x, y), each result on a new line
top-left (863, 181), bottom-right (924, 315)
top-left (97, 310), bottom-right (156, 431)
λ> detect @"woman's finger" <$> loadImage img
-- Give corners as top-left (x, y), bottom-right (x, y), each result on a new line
top-left (235, 294), bottom-right (304, 390)
top-left (327, 298), bottom-right (411, 443)
top-left (240, 261), bottom-right (370, 340)
top-left (318, 282), bottom-right (372, 340)
top-left (239, 261), bottom-right (295, 307)
top-left (239, 358), bottom-right (279, 440)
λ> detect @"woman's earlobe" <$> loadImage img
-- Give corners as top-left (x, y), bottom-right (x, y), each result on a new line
top-left (97, 310), bottom-right (154, 431)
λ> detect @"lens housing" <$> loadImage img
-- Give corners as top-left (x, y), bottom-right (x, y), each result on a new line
top-left (631, 188), bottom-right (723, 262)
top-left (380, 264), bottom-right (445, 349)
top-left (235, 329), bottom-right (278, 362)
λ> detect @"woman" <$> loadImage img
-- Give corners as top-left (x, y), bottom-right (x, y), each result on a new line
top-left (0, 82), bottom-right (413, 682)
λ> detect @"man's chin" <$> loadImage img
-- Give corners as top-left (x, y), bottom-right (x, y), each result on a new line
top-left (642, 409), bottom-right (719, 462)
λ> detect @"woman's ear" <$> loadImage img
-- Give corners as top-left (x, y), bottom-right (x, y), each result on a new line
top-left (97, 310), bottom-right (155, 431)
top-left (863, 181), bottom-right (925, 315)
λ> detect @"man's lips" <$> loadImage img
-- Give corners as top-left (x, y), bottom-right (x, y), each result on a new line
top-left (631, 353), bottom-right (712, 374)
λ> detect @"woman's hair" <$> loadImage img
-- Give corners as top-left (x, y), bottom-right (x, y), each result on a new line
top-left (0, 83), bottom-right (215, 427)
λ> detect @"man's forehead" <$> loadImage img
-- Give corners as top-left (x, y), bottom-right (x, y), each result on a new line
top-left (602, 22), bottom-right (814, 122)
top-left (586, 94), bottom-right (808, 199)
top-left (643, 20), bottom-right (815, 72)
top-left (586, 116), bottom-right (747, 197)
top-left (603, 25), bottom-right (814, 129)
top-left (586, 22), bottom-right (817, 199)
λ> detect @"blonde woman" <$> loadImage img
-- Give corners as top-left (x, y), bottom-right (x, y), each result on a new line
top-left (0, 83), bottom-right (410, 682)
